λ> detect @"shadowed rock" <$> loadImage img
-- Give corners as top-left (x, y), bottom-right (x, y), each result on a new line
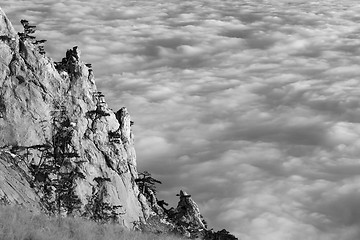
top-left (174, 190), bottom-right (207, 230)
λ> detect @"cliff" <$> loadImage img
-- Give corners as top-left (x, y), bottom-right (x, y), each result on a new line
top-left (0, 7), bottom-right (237, 240)
top-left (0, 7), bottom-right (150, 227)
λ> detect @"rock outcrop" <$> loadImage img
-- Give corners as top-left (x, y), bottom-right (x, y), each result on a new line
top-left (0, 7), bottom-right (147, 228)
top-left (174, 190), bottom-right (207, 230)
top-left (135, 186), bottom-right (238, 239)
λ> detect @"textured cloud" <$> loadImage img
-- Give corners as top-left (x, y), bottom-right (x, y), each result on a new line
top-left (3, 0), bottom-right (360, 239)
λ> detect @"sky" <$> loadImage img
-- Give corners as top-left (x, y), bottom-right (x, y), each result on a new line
top-left (3, 0), bottom-right (360, 239)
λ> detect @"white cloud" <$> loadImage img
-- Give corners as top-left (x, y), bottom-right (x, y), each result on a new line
top-left (3, 0), bottom-right (360, 239)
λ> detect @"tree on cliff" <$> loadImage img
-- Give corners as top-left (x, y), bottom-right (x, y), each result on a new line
top-left (30, 105), bottom-right (83, 215)
top-left (18, 19), bottom-right (46, 54)
top-left (135, 171), bottom-right (162, 195)
top-left (135, 171), bottom-right (163, 207)
top-left (83, 177), bottom-right (123, 223)
top-left (18, 19), bottom-right (36, 40)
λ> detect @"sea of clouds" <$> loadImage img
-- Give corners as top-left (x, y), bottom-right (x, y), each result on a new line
top-left (3, 0), bottom-right (360, 239)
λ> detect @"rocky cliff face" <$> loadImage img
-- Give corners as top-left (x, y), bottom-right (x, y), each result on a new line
top-left (0, 7), bottom-right (237, 240)
top-left (0, 7), bottom-right (150, 227)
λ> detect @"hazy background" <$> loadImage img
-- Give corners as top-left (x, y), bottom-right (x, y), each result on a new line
top-left (3, 0), bottom-right (360, 239)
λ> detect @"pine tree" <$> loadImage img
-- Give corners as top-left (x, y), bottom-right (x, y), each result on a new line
top-left (18, 19), bottom-right (47, 54)
top-left (135, 171), bottom-right (162, 195)
top-left (30, 104), bottom-right (83, 215)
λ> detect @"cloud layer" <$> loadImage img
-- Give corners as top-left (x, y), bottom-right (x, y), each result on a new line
top-left (3, 0), bottom-right (360, 239)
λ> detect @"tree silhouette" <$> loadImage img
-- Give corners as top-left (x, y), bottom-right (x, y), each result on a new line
top-left (135, 171), bottom-right (162, 207)
top-left (135, 171), bottom-right (162, 195)
top-left (18, 19), bottom-right (36, 40)
top-left (30, 104), bottom-right (83, 215)
top-left (18, 19), bottom-right (47, 54)
top-left (83, 177), bottom-right (124, 223)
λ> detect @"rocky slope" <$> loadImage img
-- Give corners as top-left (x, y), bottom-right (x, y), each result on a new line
top-left (0, 7), bottom-right (237, 240)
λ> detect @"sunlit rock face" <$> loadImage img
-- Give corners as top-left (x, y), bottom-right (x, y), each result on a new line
top-left (0, 7), bottom-right (148, 228)
top-left (0, 151), bottom-right (43, 211)
top-left (0, 8), bottom-right (16, 37)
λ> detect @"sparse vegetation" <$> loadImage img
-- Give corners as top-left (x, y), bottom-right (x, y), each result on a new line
top-left (0, 205), bottom-right (184, 240)
top-left (83, 177), bottom-right (125, 223)
top-left (18, 19), bottom-right (47, 54)
top-left (28, 104), bottom-right (84, 216)
top-left (108, 130), bottom-right (121, 144)
top-left (136, 171), bottom-right (162, 196)
top-left (18, 19), bottom-right (36, 40)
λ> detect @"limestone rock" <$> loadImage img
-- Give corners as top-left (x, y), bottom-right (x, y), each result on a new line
top-left (174, 190), bottom-right (206, 230)
top-left (158, 190), bottom-right (239, 239)
top-left (0, 150), bottom-right (43, 211)
top-left (115, 107), bottom-right (132, 144)
top-left (0, 8), bottom-right (16, 37)
top-left (0, 6), bottom-right (149, 229)
top-left (170, 190), bottom-right (207, 238)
